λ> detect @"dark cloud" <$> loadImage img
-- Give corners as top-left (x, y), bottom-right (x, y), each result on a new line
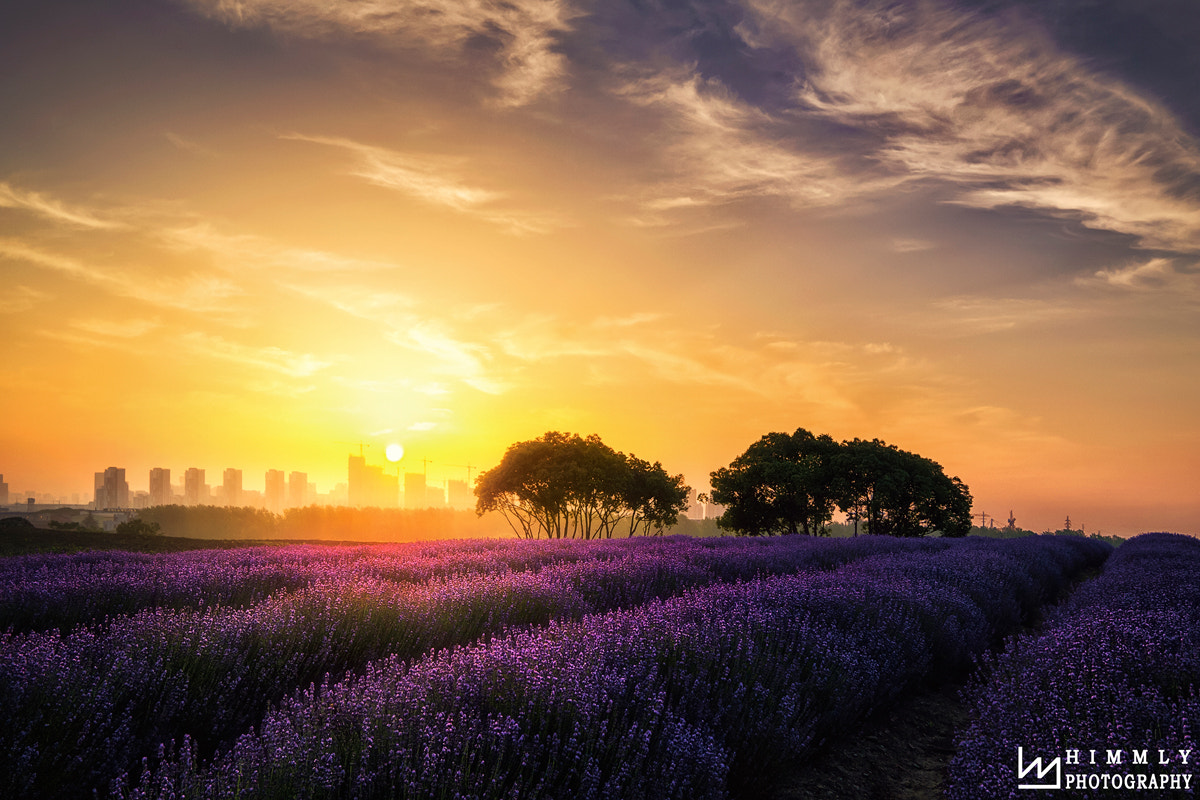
top-left (958, 0), bottom-right (1200, 135)
top-left (576, 0), bottom-right (806, 112)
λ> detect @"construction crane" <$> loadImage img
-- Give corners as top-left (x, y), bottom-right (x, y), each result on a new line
top-left (447, 463), bottom-right (477, 485)
top-left (335, 441), bottom-right (371, 457)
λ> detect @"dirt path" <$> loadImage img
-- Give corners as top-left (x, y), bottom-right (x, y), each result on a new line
top-left (755, 680), bottom-right (971, 800)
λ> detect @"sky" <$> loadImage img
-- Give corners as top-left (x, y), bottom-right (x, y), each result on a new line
top-left (1, 0), bottom-right (1198, 535)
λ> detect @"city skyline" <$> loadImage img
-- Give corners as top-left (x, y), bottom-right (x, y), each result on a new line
top-left (70, 453), bottom-right (473, 511)
top-left (2, 1), bottom-right (1199, 537)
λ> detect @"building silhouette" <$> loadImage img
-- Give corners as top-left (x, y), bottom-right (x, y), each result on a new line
top-left (265, 470), bottom-right (286, 513)
top-left (288, 472), bottom-right (308, 509)
top-left (403, 472), bottom-right (427, 509)
top-left (447, 478), bottom-right (471, 510)
top-left (348, 455), bottom-right (398, 508)
top-left (0, 474), bottom-right (8, 507)
top-left (94, 467), bottom-right (129, 509)
top-left (184, 468), bottom-right (206, 506)
top-left (222, 468), bottom-right (243, 507)
top-left (149, 468), bottom-right (171, 506)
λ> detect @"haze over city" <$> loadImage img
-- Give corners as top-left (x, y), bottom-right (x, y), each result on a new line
top-left (2, 0), bottom-right (1198, 537)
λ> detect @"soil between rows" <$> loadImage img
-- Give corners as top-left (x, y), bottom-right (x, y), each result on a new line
top-left (756, 680), bottom-right (972, 800)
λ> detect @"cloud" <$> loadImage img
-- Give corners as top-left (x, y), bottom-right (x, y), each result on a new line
top-left (933, 295), bottom-right (1088, 333)
top-left (740, 0), bottom-right (1200, 253)
top-left (284, 134), bottom-right (563, 234)
top-left (0, 285), bottom-right (49, 314)
top-left (163, 222), bottom-right (403, 271)
top-left (180, 331), bottom-right (330, 377)
top-left (387, 322), bottom-right (508, 394)
top-left (891, 238), bottom-right (936, 253)
top-left (283, 281), bottom-right (415, 324)
top-left (70, 318), bottom-right (161, 338)
top-left (165, 132), bottom-right (220, 159)
top-left (615, 70), bottom-right (899, 220)
top-left (0, 182), bottom-right (124, 230)
top-left (0, 238), bottom-right (244, 314)
top-left (1079, 257), bottom-right (1199, 296)
top-left (185, 0), bottom-right (575, 106)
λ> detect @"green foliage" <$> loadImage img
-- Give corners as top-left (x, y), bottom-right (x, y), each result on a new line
top-left (475, 431), bottom-right (690, 539)
top-left (114, 518), bottom-right (163, 537)
top-left (710, 429), bottom-right (973, 537)
top-left (707, 430), bottom-right (840, 536)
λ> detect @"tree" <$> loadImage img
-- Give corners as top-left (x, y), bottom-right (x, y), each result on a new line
top-left (835, 439), bottom-right (972, 537)
top-left (621, 455), bottom-right (691, 537)
top-left (708, 429), bottom-right (840, 536)
top-left (475, 432), bottom-right (689, 539)
top-left (710, 431), bottom-right (972, 537)
top-left (115, 518), bottom-right (163, 537)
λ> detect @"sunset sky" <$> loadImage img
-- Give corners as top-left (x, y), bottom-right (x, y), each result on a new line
top-left (2, 0), bottom-right (1198, 535)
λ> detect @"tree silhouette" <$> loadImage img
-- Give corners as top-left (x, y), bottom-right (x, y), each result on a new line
top-left (711, 430), bottom-right (972, 537)
top-left (475, 432), bottom-right (689, 539)
top-left (708, 429), bottom-right (840, 536)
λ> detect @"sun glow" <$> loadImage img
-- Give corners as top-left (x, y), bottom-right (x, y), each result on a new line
top-left (385, 443), bottom-right (405, 462)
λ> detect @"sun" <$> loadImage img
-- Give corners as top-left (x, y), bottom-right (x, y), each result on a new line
top-left (385, 443), bottom-right (405, 462)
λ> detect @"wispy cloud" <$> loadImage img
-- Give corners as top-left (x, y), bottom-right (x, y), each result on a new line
top-left (163, 222), bottom-right (403, 271)
top-left (388, 321), bottom-right (507, 394)
top-left (0, 285), bottom-right (49, 314)
top-left (891, 238), bottom-right (937, 253)
top-left (285, 134), bottom-right (563, 234)
top-left (0, 238), bottom-right (244, 313)
top-left (742, 0), bottom-right (1200, 253)
top-left (616, 71), bottom-right (898, 222)
top-left (70, 317), bottom-right (161, 338)
top-left (0, 182), bottom-right (124, 230)
top-left (165, 132), bottom-right (220, 159)
top-left (933, 296), bottom-right (1089, 333)
top-left (180, 331), bottom-right (330, 377)
top-left (1079, 257), bottom-right (1200, 296)
top-left (186, 0), bottom-right (575, 106)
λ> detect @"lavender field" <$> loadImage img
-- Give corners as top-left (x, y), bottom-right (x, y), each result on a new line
top-left (949, 533), bottom-right (1200, 799)
top-left (1, 534), bottom-right (1114, 799)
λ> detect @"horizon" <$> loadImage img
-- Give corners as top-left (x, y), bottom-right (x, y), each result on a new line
top-left (2, 0), bottom-right (1198, 539)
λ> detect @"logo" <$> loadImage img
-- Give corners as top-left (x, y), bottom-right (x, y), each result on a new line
top-left (1015, 747), bottom-right (1194, 792)
top-left (1018, 747), bottom-right (1062, 790)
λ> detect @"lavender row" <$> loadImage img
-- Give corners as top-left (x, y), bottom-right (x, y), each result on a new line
top-left (0, 534), bottom-right (851, 634)
top-left (947, 533), bottom-right (1199, 799)
top-left (122, 535), bottom-right (1110, 800)
top-left (0, 535), bottom-right (945, 800)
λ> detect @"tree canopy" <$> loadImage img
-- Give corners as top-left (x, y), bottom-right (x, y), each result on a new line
top-left (474, 432), bottom-right (690, 539)
top-left (709, 429), bottom-right (972, 537)
top-left (706, 429), bottom-right (840, 536)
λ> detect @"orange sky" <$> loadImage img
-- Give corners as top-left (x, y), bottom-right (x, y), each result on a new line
top-left (2, 0), bottom-right (1198, 535)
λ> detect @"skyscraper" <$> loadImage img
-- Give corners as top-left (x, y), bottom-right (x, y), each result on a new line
top-left (288, 472), bottom-right (308, 509)
top-left (348, 454), bottom-right (398, 508)
top-left (0, 474), bottom-right (8, 507)
top-left (404, 472), bottom-right (427, 509)
top-left (222, 468), bottom-right (243, 507)
top-left (447, 479), bottom-right (471, 510)
top-left (184, 468), bottom-right (206, 506)
top-left (94, 467), bottom-right (129, 509)
top-left (348, 454), bottom-right (366, 507)
top-left (265, 469), bottom-right (285, 513)
top-left (149, 468), bottom-right (171, 506)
